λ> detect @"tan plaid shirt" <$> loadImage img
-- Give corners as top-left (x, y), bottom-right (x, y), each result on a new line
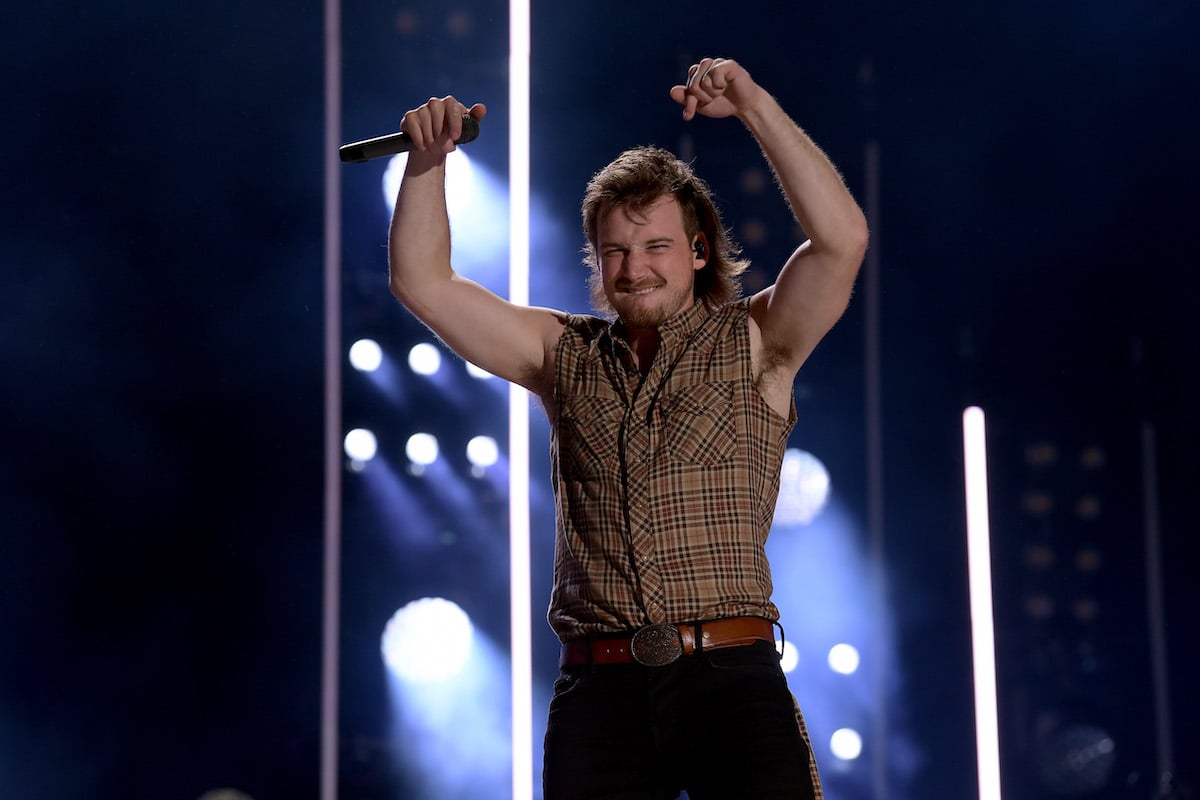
top-left (548, 298), bottom-right (795, 641)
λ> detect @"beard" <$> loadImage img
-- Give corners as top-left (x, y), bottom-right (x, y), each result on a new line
top-left (613, 294), bottom-right (686, 328)
top-left (588, 271), bottom-right (694, 327)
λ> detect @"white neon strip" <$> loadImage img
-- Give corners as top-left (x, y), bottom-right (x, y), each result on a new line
top-left (320, 0), bottom-right (342, 798)
top-left (862, 138), bottom-right (890, 800)
top-left (508, 2), bottom-right (533, 799)
top-left (963, 407), bottom-right (1002, 800)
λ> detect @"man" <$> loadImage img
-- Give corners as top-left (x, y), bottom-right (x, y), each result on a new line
top-left (390, 56), bottom-right (867, 799)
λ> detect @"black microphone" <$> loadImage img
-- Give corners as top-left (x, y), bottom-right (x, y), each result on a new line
top-left (339, 115), bottom-right (481, 163)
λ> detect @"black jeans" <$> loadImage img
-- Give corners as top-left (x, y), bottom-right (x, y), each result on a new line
top-left (542, 640), bottom-right (818, 800)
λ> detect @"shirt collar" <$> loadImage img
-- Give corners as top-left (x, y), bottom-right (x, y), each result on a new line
top-left (609, 301), bottom-right (711, 349)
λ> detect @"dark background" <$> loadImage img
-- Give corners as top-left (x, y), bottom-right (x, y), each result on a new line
top-left (3, 0), bottom-right (1197, 798)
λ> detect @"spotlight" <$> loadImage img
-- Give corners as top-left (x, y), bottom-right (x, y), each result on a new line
top-left (344, 428), bottom-right (378, 463)
top-left (1036, 723), bottom-right (1116, 795)
top-left (827, 643), bottom-right (860, 675)
top-left (348, 338), bottom-right (383, 372)
top-left (384, 149), bottom-right (475, 218)
top-left (381, 597), bottom-right (474, 683)
top-left (1025, 442), bottom-right (1059, 466)
top-left (777, 639), bottom-right (800, 673)
top-left (466, 361), bottom-right (494, 380)
top-left (830, 728), bottom-right (863, 761)
top-left (408, 343), bottom-right (442, 376)
top-left (1074, 547), bottom-right (1102, 572)
top-left (406, 433), bottom-right (439, 466)
top-left (466, 436), bottom-right (499, 470)
top-left (774, 448), bottom-right (831, 526)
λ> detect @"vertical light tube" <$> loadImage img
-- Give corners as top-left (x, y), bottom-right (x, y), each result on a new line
top-left (1141, 422), bottom-right (1174, 785)
top-left (508, 2), bottom-right (533, 798)
top-left (963, 406), bottom-right (1002, 800)
top-left (862, 138), bottom-right (889, 800)
top-left (321, 0), bottom-right (342, 798)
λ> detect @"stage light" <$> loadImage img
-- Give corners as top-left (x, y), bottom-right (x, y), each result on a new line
top-left (196, 791), bottom-right (254, 800)
top-left (777, 639), bottom-right (800, 673)
top-left (348, 338), bottom-right (383, 372)
top-left (408, 342), bottom-right (442, 376)
top-left (1025, 543), bottom-right (1055, 569)
top-left (1023, 592), bottom-right (1055, 620)
top-left (405, 433), bottom-right (439, 466)
top-left (344, 428), bottom-right (378, 463)
top-left (1021, 490), bottom-right (1055, 516)
top-left (381, 597), bottom-right (474, 683)
top-left (830, 728), bottom-right (863, 760)
top-left (384, 628), bottom-right (513, 798)
top-left (1075, 495), bottom-right (1102, 520)
top-left (446, 10), bottom-right (476, 38)
top-left (828, 643), bottom-right (860, 675)
top-left (1079, 446), bottom-right (1106, 469)
top-left (384, 149), bottom-right (475, 218)
top-left (774, 448), bottom-right (830, 526)
top-left (1025, 441), bottom-right (1058, 466)
top-left (1036, 723), bottom-right (1115, 795)
top-left (467, 435), bottom-right (499, 469)
top-left (466, 361), bottom-right (494, 380)
top-left (1075, 547), bottom-right (1101, 572)
top-left (1072, 597), bottom-right (1100, 622)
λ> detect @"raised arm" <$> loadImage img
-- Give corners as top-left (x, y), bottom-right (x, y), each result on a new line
top-left (388, 95), bottom-right (564, 394)
top-left (671, 59), bottom-right (869, 379)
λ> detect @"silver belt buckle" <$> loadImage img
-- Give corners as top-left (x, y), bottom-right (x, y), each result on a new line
top-left (630, 623), bottom-right (683, 667)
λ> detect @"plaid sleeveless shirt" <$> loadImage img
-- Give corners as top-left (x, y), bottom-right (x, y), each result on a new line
top-left (548, 298), bottom-right (796, 641)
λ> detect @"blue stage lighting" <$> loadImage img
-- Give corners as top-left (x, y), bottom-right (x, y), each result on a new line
top-left (466, 360), bottom-right (494, 380)
top-left (407, 342), bottom-right (442, 376)
top-left (775, 448), bottom-right (831, 526)
top-left (405, 433), bottom-right (439, 467)
top-left (384, 149), bottom-right (476, 219)
top-left (1036, 723), bottom-right (1115, 795)
top-left (828, 643), bottom-right (861, 675)
top-left (381, 597), bottom-right (474, 683)
top-left (349, 338), bottom-right (383, 372)
top-left (466, 435), bottom-right (499, 470)
top-left (384, 627), bottom-right (513, 798)
top-left (831, 727), bottom-right (864, 761)
top-left (778, 639), bottom-right (800, 673)
top-left (343, 428), bottom-right (378, 463)
top-left (382, 146), bottom-right (509, 288)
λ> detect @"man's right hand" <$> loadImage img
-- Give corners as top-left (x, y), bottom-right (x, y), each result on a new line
top-left (399, 95), bottom-right (487, 153)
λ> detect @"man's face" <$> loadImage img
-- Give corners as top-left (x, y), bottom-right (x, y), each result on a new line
top-left (594, 196), bottom-right (705, 329)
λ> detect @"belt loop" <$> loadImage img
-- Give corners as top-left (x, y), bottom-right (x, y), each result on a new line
top-left (692, 622), bottom-right (703, 654)
top-left (772, 620), bottom-right (785, 661)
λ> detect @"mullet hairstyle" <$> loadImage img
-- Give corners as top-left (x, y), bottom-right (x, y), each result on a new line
top-left (581, 146), bottom-right (749, 317)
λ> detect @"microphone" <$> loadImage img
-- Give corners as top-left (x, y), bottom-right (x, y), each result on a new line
top-left (339, 115), bottom-right (481, 163)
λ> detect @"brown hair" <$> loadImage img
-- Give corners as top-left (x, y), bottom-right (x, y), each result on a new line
top-left (581, 146), bottom-right (749, 316)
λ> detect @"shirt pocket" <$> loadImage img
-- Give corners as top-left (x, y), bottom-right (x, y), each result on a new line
top-left (559, 394), bottom-right (625, 479)
top-left (663, 381), bottom-right (737, 466)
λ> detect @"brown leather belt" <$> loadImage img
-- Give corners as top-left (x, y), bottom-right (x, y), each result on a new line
top-left (559, 616), bottom-right (776, 668)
